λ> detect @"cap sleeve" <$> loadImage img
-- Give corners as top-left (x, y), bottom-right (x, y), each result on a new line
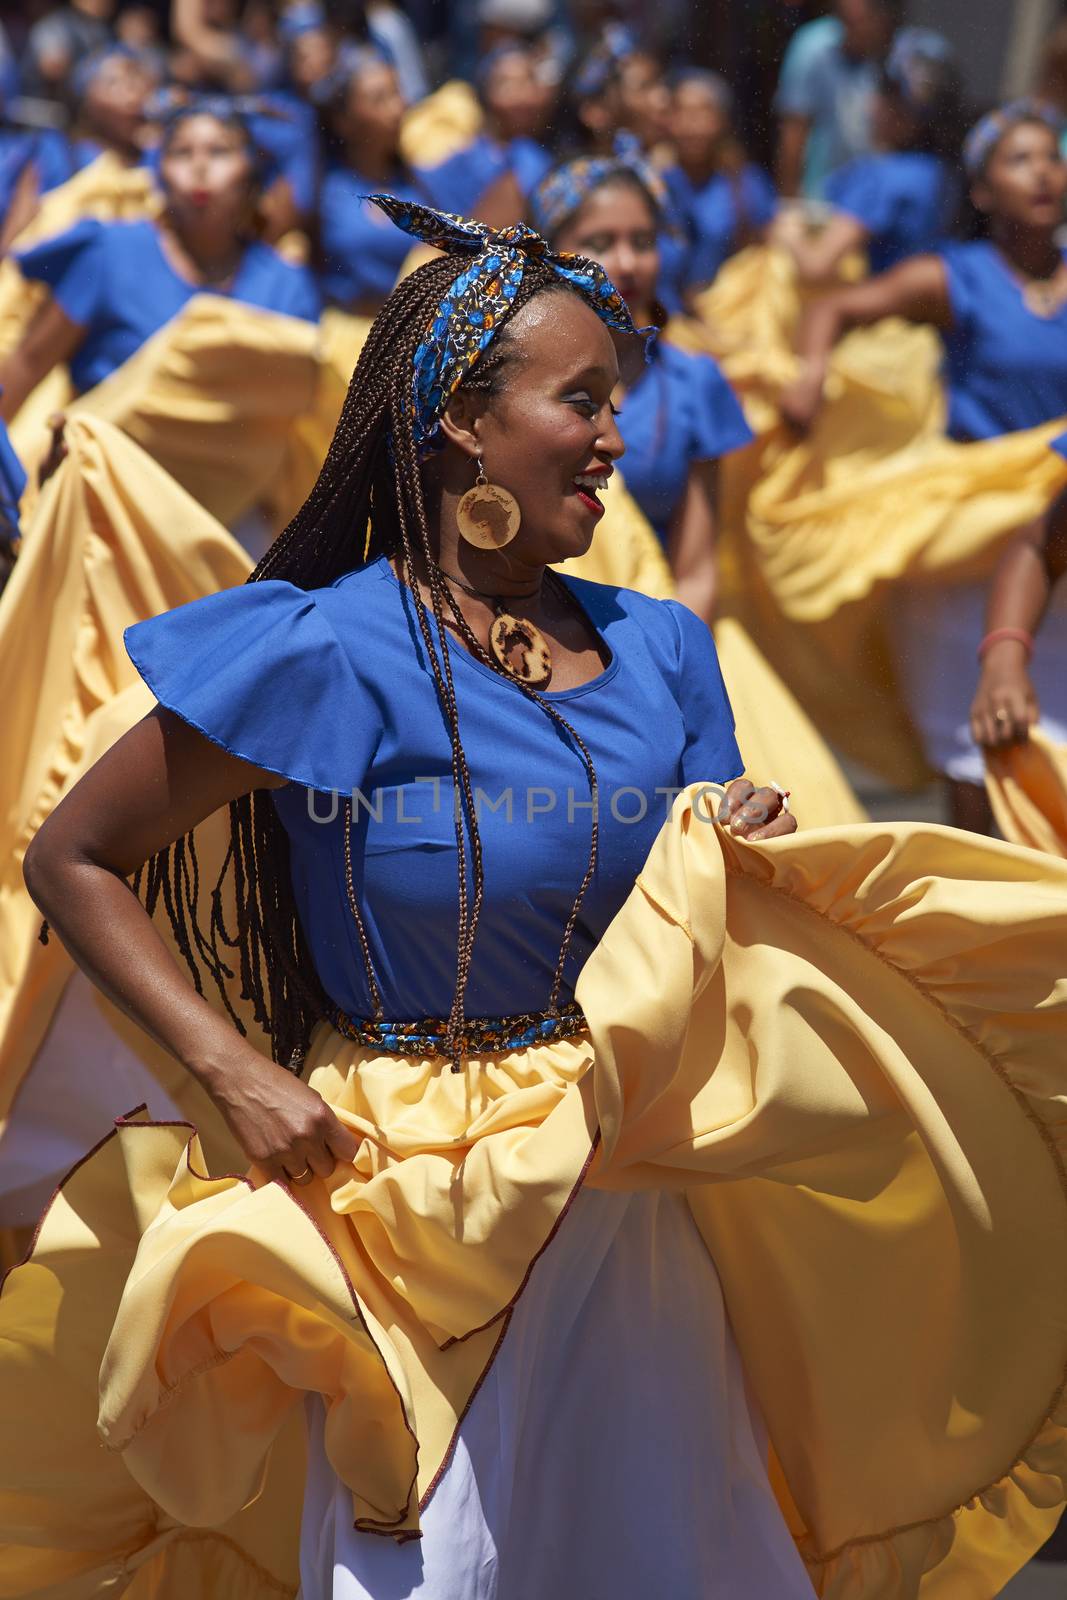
top-left (124, 580), bottom-right (376, 793)
top-left (14, 217), bottom-right (108, 328)
top-left (665, 600), bottom-right (743, 785)
top-left (688, 353), bottom-right (754, 463)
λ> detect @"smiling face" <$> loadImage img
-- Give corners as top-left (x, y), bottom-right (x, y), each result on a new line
top-left (552, 178), bottom-right (660, 325)
top-left (973, 120), bottom-right (1067, 231)
top-left (160, 113), bottom-right (257, 227)
top-left (444, 289), bottom-right (626, 566)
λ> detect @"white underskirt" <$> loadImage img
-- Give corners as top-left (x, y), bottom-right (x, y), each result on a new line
top-left (0, 971), bottom-right (183, 1227)
top-left (890, 578), bottom-right (1067, 784)
top-left (299, 1186), bottom-right (817, 1600)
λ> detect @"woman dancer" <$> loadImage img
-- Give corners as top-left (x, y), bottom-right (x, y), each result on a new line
top-left (0, 102), bottom-right (320, 419)
top-left (422, 42), bottom-right (555, 226)
top-left (663, 69), bottom-right (777, 292)
top-left (21, 193), bottom-right (809, 1597)
top-left (315, 46), bottom-right (445, 314)
top-left (780, 101), bottom-right (1067, 828)
top-left (533, 152), bottom-right (752, 623)
top-left (775, 27), bottom-right (961, 282)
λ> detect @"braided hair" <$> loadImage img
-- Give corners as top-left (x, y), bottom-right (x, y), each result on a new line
top-left (135, 251), bottom-right (600, 1073)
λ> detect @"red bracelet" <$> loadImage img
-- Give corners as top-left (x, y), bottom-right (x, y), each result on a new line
top-left (977, 627), bottom-right (1034, 662)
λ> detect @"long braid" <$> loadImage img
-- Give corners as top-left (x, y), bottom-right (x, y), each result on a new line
top-left (135, 252), bottom-right (601, 1073)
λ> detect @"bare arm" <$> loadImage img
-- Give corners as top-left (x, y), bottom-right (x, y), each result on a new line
top-left (0, 162), bottom-right (41, 255)
top-left (780, 253), bottom-right (952, 431)
top-left (0, 298), bottom-right (85, 422)
top-left (23, 706), bottom-right (359, 1180)
top-left (170, 0), bottom-right (256, 90)
top-left (667, 459), bottom-right (719, 627)
top-left (772, 206), bottom-right (870, 285)
top-left (971, 488), bottom-right (1067, 748)
top-left (776, 115), bottom-right (809, 200)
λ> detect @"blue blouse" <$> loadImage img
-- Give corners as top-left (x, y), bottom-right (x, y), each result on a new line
top-left (0, 415), bottom-right (25, 543)
top-left (15, 217), bottom-right (322, 393)
top-left (125, 557), bottom-right (743, 1019)
top-left (317, 163), bottom-right (447, 308)
top-left (939, 241), bottom-right (1067, 442)
top-left (664, 163), bottom-right (778, 289)
top-left (618, 341), bottom-right (753, 544)
top-left (825, 151), bottom-right (955, 274)
top-left (423, 132), bottom-right (553, 217)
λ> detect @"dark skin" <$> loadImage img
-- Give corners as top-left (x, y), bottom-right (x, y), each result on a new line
top-left (23, 291), bottom-right (794, 1185)
top-left (970, 488), bottom-right (1067, 749)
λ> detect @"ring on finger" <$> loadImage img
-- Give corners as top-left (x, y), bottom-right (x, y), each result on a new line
top-left (994, 709), bottom-right (1009, 722)
top-left (288, 1164), bottom-right (314, 1186)
top-left (768, 780), bottom-right (791, 814)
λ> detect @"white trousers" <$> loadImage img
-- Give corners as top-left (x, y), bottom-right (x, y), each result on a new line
top-left (299, 1186), bottom-right (817, 1600)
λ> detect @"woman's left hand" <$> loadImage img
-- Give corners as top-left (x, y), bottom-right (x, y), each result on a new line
top-left (718, 777), bottom-right (797, 841)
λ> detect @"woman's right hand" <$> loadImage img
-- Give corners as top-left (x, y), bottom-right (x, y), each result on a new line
top-left (208, 1047), bottom-right (361, 1186)
top-left (970, 646), bottom-right (1039, 749)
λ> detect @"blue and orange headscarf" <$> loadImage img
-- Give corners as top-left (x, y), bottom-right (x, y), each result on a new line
top-left (370, 193), bottom-right (653, 452)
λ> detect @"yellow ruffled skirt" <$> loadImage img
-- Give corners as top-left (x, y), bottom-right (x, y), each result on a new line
top-left (2, 789), bottom-right (1066, 1597)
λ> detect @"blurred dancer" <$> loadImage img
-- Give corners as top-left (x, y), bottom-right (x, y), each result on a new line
top-left (781, 102), bottom-right (1067, 829)
top-left (663, 68), bottom-right (777, 292)
top-left (1, 102), bottom-right (320, 418)
top-left (534, 150), bottom-right (752, 623)
top-left (775, 28), bottom-right (961, 281)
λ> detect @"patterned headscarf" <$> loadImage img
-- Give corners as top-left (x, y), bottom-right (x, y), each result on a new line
top-left (570, 22), bottom-right (638, 102)
top-left (883, 27), bottom-right (956, 125)
top-left (962, 98), bottom-right (1064, 180)
top-left (370, 193), bottom-right (653, 451)
top-left (528, 132), bottom-right (669, 239)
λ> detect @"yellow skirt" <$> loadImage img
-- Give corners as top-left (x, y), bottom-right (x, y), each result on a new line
top-left (2, 790), bottom-right (1066, 1597)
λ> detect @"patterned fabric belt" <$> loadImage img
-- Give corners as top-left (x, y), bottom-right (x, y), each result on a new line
top-left (328, 1000), bottom-right (588, 1058)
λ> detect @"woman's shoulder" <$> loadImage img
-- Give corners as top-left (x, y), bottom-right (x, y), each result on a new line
top-left (560, 574), bottom-right (704, 656)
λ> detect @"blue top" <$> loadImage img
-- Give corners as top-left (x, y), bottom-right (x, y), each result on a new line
top-left (1052, 431), bottom-right (1067, 459)
top-left (318, 163), bottom-right (448, 308)
top-left (15, 217), bottom-right (321, 393)
top-left (124, 557), bottom-right (743, 1019)
top-left (826, 152), bottom-right (955, 273)
top-left (423, 132), bottom-right (553, 217)
top-left (773, 16), bottom-right (877, 197)
top-left (0, 127), bottom-right (74, 223)
top-left (0, 415), bottom-right (25, 543)
top-left (939, 241), bottom-right (1067, 442)
top-left (664, 163), bottom-right (777, 289)
top-left (618, 341), bottom-right (753, 544)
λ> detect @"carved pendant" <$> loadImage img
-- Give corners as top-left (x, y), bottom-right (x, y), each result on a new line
top-left (489, 611), bottom-right (552, 688)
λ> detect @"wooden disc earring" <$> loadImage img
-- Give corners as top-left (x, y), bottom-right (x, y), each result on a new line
top-left (456, 458), bottom-right (521, 550)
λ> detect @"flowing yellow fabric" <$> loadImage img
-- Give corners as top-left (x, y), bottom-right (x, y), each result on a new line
top-left (398, 81), bottom-right (483, 169)
top-left (0, 414), bottom-right (253, 1153)
top-left (679, 245), bottom-right (1067, 786)
top-left (1, 791), bottom-right (1065, 1597)
top-left (15, 152), bottom-right (159, 251)
top-left (985, 729), bottom-right (1067, 857)
top-left (41, 297), bottom-right (347, 531)
top-left (559, 474), bottom-right (866, 826)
